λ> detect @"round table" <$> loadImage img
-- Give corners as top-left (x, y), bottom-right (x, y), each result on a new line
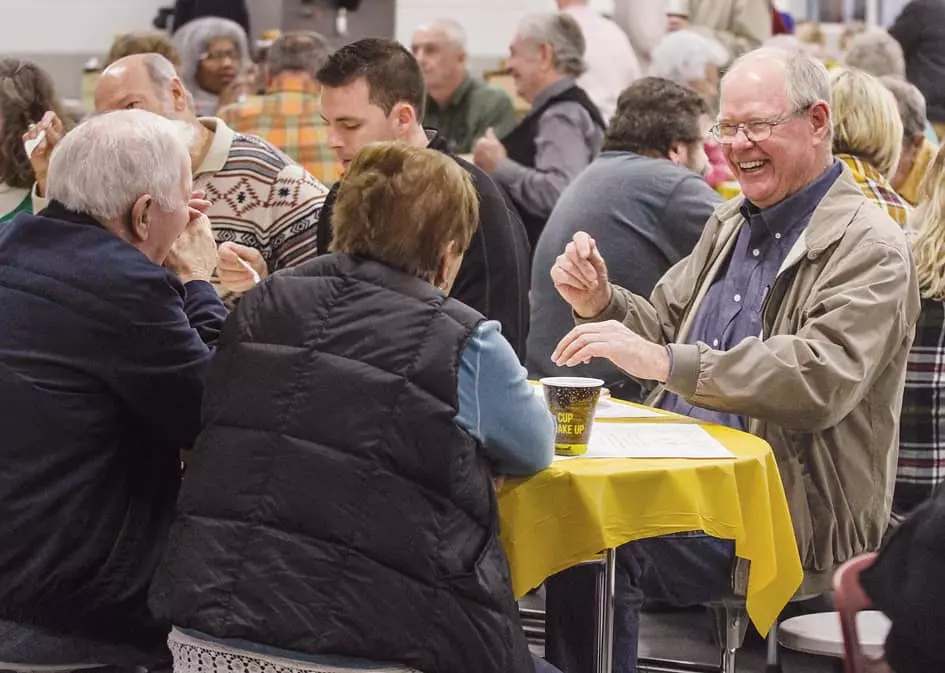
top-left (498, 410), bottom-right (803, 671)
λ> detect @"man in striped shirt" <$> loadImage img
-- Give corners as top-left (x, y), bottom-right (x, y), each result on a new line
top-left (30, 53), bottom-right (329, 302)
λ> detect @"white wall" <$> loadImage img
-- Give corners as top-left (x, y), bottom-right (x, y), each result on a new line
top-left (395, 0), bottom-right (614, 61)
top-left (0, 0), bottom-right (167, 54)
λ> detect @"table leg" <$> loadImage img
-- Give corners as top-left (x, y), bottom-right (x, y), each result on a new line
top-left (595, 549), bottom-right (618, 673)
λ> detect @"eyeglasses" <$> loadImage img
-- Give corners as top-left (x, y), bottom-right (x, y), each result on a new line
top-left (200, 49), bottom-right (239, 63)
top-left (709, 106), bottom-right (811, 144)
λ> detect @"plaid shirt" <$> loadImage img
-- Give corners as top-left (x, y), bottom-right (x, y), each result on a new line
top-left (837, 153), bottom-right (911, 227)
top-left (219, 74), bottom-right (341, 186)
top-left (897, 298), bottom-right (945, 514)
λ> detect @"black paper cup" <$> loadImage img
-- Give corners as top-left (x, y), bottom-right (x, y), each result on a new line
top-left (540, 376), bottom-right (604, 456)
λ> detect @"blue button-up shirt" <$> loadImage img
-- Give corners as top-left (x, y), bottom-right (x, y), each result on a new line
top-left (661, 160), bottom-right (842, 429)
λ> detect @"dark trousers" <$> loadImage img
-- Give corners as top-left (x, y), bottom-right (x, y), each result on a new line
top-left (545, 533), bottom-right (736, 673)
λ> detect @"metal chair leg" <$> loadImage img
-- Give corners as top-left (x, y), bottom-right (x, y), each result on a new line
top-left (707, 604), bottom-right (747, 673)
top-left (765, 621), bottom-right (783, 673)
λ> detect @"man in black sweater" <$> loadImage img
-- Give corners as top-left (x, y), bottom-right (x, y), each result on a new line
top-left (218, 38), bottom-right (531, 361)
top-left (0, 110), bottom-right (226, 666)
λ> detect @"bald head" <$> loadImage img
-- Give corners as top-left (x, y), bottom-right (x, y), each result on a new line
top-left (95, 53), bottom-right (192, 121)
top-left (717, 47), bottom-right (833, 209)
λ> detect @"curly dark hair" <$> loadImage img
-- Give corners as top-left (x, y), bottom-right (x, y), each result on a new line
top-left (0, 59), bottom-right (71, 189)
top-left (603, 77), bottom-right (710, 157)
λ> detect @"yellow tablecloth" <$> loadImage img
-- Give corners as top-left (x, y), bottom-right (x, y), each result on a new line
top-left (497, 417), bottom-right (803, 636)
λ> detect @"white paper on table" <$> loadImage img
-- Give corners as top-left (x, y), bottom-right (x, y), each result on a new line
top-left (557, 422), bottom-right (735, 460)
top-left (593, 397), bottom-right (663, 419)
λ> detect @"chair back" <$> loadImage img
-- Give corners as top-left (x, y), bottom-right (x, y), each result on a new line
top-left (833, 553), bottom-right (885, 673)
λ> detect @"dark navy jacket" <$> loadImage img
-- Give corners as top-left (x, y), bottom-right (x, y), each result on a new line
top-left (0, 202), bottom-right (226, 649)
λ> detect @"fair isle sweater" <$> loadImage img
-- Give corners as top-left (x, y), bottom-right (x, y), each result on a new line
top-left (194, 117), bottom-right (328, 274)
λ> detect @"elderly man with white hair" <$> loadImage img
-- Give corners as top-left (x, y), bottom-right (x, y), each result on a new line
top-left (0, 110), bottom-right (226, 667)
top-left (473, 12), bottom-right (606, 252)
top-left (26, 52), bottom-right (329, 304)
top-left (544, 46), bottom-right (919, 673)
top-left (411, 18), bottom-right (517, 154)
top-left (650, 29), bottom-right (732, 186)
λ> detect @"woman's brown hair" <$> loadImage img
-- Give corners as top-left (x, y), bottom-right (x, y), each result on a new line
top-left (105, 32), bottom-right (182, 70)
top-left (331, 142), bottom-right (479, 281)
top-left (0, 59), bottom-right (71, 189)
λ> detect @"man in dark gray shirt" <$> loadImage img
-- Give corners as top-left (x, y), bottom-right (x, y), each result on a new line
top-left (528, 77), bottom-right (721, 400)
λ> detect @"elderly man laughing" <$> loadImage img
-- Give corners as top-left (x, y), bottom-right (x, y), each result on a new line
top-left (543, 46), bottom-right (920, 673)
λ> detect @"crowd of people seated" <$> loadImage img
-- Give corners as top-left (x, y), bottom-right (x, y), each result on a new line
top-left (2, 1), bottom-right (945, 672)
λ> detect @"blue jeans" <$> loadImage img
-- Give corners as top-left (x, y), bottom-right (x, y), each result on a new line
top-left (544, 533), bottom-right (736, 673)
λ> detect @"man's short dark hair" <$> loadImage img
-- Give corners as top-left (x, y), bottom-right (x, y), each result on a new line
top-left (603, 77), bottom-right (710, 157)
top-left (316, 38), bottom-right (426, 120)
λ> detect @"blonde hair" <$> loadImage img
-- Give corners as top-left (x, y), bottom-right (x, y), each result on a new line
top-left (910, 144), bottom-right (945, 299)
top-left (830, 67), bottom-right (902, 178)
top-left (331, 142), bottom-right (479, 281)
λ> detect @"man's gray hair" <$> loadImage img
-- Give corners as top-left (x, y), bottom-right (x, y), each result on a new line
top-left (419, 18), bottom-right (467, 51)
top-left (843, 29), bottom-right (906, 78)
top-left (46, 110), bottom-right (192, 221)
top-left (881, 75), bottom-right (928, 140)
top-left (268, 31), bottom-right (331, 78)
top-left (650, 29), bottom-right (728, 86)
top-left (725, 46), bottom-right (831, 112)
top-left (517, 12), bottom-right (586, 78)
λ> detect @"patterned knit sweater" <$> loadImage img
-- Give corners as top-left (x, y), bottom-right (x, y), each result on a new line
top-left (194, 117), bottom-right (328, 273)
top-left (33, 118), bottom-right (328, 282)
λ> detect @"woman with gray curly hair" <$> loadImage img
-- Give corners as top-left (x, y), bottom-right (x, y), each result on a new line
top-left (172, 16), bottom-right (250, 116)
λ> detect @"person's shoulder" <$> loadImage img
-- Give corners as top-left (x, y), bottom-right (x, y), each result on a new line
top-left (825, 172), bottom-right (911, 254)
top-left (218, 96), bottom-right (266, 122)
top-left (450, 153), bottom-right (501, 197)
top-left (228, 130), bottom-right (296, 172)
top-left (470, 78), bottom-right (513, 104)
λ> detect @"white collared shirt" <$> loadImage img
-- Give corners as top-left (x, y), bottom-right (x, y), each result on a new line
top-left (564, 4), bottom-right (642, 122)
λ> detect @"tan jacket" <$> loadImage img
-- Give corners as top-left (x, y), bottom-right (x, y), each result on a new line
top-left (689, 0), bottom-right (773, 59)
top-left (586, 164), bottom-right (920, 590)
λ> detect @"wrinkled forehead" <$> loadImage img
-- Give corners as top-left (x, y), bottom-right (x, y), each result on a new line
top-left (95, 66), bottom-right (159, 109)
top-left (719, 58), bottom-right (791, 120)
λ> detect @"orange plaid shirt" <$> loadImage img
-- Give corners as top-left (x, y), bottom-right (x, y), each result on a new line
top-left (219, 74), bottom-right (341, 186)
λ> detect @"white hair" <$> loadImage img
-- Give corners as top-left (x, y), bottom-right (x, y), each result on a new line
top-left (725, 46), bottom-right (831, 112)
top-left (517, 12), bottom-right (586, 78)
top-left (420, 18), bottom-right (467, 51)
top-left (843, 29), bottom-right (906, 78)
top-left (650, 30), bottom-right (728, 86)
top-left (46, 109), bottom-right (192, 222)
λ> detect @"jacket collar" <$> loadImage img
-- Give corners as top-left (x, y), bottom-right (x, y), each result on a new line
top-left (40, 200), bottom-right (108, 229)
top-left (714, 160), bottom-right (865, 270)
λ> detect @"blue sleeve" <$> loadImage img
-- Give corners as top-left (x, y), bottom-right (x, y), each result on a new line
top-left (455, 321), bottom-right (555, 476)
top-left (183, 280), bottom-right (228, 347)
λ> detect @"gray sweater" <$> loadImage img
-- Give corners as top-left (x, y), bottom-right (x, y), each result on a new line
top-left (527, 151), bottom-right (722, 400)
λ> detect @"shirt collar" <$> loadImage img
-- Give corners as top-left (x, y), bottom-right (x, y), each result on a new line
top-left (425, 129), bottom-right (449, 152)
top-left (194, 117), bottom-right (234, 177)
top-left (529, 77), bottom-right (575, 113)
top-left (266, 72), bottom-right (321, 97)
top-left (739, 159), bottom-right (842, 238)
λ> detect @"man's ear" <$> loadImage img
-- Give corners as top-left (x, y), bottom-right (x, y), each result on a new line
top-left (169, 77), bottom-right (189, 113)
top-left (809, 100), bottom-right (831, 145)
top-left (129, 194), bottom-right (152, 242)
top-left (666, 141), bottom-right (687, 167)
top-left (392, 101), bottom-right (418, 134)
